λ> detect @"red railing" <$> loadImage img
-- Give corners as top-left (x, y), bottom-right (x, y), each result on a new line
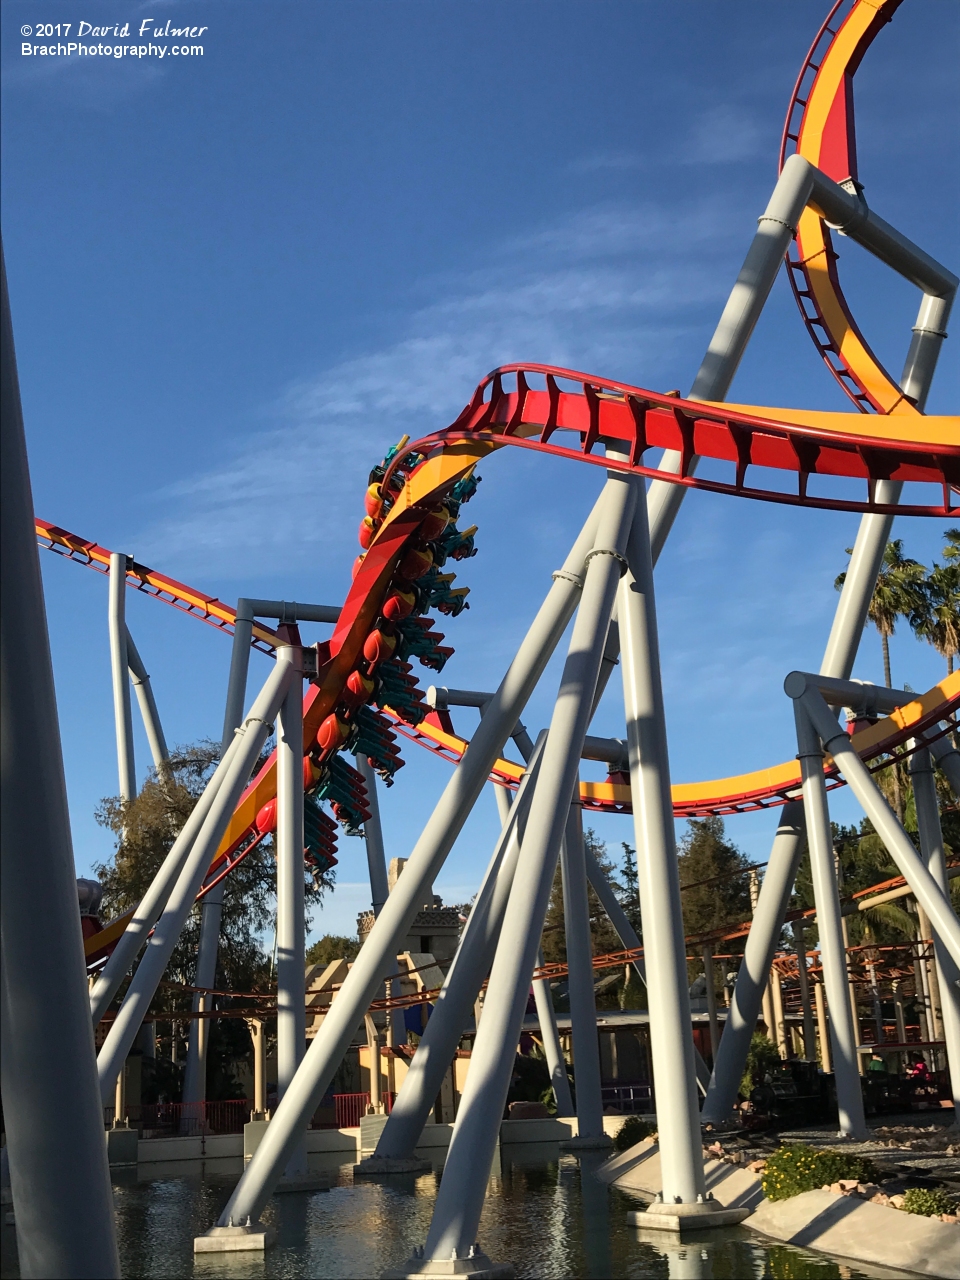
top-left (104, 1100), bottom-right (252, 1136)
top-left (314, 1092), bottom-right (396, 1129)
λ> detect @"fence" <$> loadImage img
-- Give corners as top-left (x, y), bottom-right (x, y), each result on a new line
top-left (599, 1083), bottom-right (652, 1115)
top-left (103, 1099), bottom-right (251, 1136)
top-left (314, 1091), bottom-right (396, 1129)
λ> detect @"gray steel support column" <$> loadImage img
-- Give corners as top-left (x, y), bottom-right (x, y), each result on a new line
top-left (491, 748), bottom-right (573, 1118)
top-left (533, 947), bottom-right (574, 1117)
top-left (125, 628), bottom-right (170, 778)
top-left (793, 700), bottom-right (866, 1138)
top-left (222, 600), bottom-right (254, 747)
top-left (560, 796), bottom-right (605, 1141)
top-left (98, 658), bottom-right (295, 1099)
top-left (1, 243), bottom-right (121, 1279)
top-left (798, 688), bottom-right (960, 967)
top-left (908, 747), bottom-right (960, 1111)
top-left (618, 477), bottom-right (705, 1206)
top-left (929, 735), bottom-right (960, 800)
top-left (276, 647), bottom-right (307, 1175)
top-left (356, 752), bottom-right (403, 1045)
top-left (702, 945), bottom-right (721, 1061)
top-left (371, 740), bottom-right (545, 1161)
top-left (418, 470), bottom-right (635, 1265)
top-left (109, 552), bottom-right (137, 804)
top-left (582, 846), bottom-right (644, 985)
top-left (357, 752), bottom-right (389, 913)
top-left (209, 480), bottom-right (618, 1231)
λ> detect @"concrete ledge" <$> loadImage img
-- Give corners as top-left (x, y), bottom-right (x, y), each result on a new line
top-left (194, 1223), bottom-right (276, 1253)
top-left (748, 1189), bottom-right (960, 1280)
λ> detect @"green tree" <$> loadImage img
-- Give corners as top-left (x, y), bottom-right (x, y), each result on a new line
top-left (95, 742), bottom-right (332, 1099)
top-left (676, 817), bottom-right (754, 952)
top-left (835, 539), bottom-right (926, 688)
top-left (909, 528), bottom-right (960, 676)
top-left (306, 934), bottom-right (360, 966)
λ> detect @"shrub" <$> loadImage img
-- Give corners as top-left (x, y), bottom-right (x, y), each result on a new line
top-left (740, 1032), bottom-right (782, 1099)
top-left (901, 1186), bottom-right (955, 1217)
top-left (761, 1143), bottom-right (879, 1202)
top-left (613, 1115), bottom-right (656, 1152)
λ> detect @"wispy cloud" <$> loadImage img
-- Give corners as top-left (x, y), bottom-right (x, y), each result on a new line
top-left (136, 195), bottom-right (746, 578)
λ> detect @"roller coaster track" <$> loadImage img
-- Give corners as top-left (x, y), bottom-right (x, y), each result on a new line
top-left (36, 0), bottom-right (957, 965)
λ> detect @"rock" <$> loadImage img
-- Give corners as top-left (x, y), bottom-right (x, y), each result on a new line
top-left (747, 1160), bottom-right (766, 1173)
top-left (858, 1183), bottom-right (881, 1198)
top-left (889, 1194), bottom-right (906, 1209)
top-left (941, 1215), bottom-right (958, 1224)
top-left (869, 1193), bottom-right (890, 1206)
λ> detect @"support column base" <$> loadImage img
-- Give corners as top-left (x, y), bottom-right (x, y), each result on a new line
top-left (355, 1155), bottom-right (433, 1175)
top-left (628, 1201), bottom-right (750, 1233)
top-left (193, 1223), bottom-right (276, 1253)
top-left (382, 1250), bottom-right (514, 1279)
top-left (559, 1134), bottom-right (614, 1152)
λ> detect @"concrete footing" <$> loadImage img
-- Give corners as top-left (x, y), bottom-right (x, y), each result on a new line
top-left (355, 1155), bottom-right (432, 1175)
top-left (106, 1126), bottom-right (139, 1167)
top-left (193, 1222), bottom-right (277, 1253)
top-left (382, 1249), bottom-right (515, 1278)
top-left (628, 1200), bottom-right (751, 1232)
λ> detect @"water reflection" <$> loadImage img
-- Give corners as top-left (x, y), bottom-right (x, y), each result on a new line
top-left (0, 1154), bottom-right (881, 1280)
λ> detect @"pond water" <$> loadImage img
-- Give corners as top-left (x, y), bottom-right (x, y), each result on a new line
top-left (1, 1150), bottom-right (892, 1279)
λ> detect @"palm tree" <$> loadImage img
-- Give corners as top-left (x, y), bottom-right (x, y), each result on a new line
top-left (835, 539), bottom-right (926, 688)
top-left (910, 529), bottom-right (960, 676)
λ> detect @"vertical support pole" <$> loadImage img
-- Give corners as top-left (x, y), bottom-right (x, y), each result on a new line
top-left (357, 752), bottom-right (389, 913)
top-left (910, 746), bottom-right (960, 1111)
top-left (794, 703), bottom-right (866, 1138)
top-left (792, 921), bottom-right (817, 1061)
top-left (415, 473), bottom-right (635, 1265)
top-left (839, 914), bottom-right (865, 1075)
top-left (109, 552), bottom-right (136, 804)
top-left (1, 246), bottom-right (121, 1278)
top-left (494, 725), bottom-right (574, 1116)
top-left (560, 796), bottom-right (606, 1144)
top-left (357, 752), bottom-right (403, 1047)
top-left (365, 1015), bottom-right (382, 1114)
top-left (619, 482), bottom-right (706, 1208)
top-left (702, 946), bottom-right (720, 1062)
top-left (276, 645), bottom-right (307, 1176)
top-left (247, 1019), bottom-right (267, 1119)
top-left (113, 1064), bottom-right (127, 1129)
top-left (771, 966), bottom-right (788, 1059)
top-left (814, 981), bottom-right (832, 1074)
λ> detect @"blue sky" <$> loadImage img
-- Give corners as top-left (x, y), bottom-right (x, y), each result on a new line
top-left (3, 0), bottom-right (957, 945)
